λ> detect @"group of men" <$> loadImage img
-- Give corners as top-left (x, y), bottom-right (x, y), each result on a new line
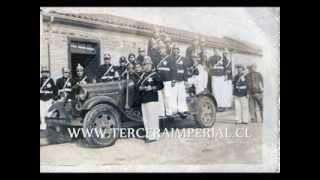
top-left (40, 30), bottom-right (264, 142)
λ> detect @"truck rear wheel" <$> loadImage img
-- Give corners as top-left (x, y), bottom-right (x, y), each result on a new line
top-left (83, 104), bottom-right (120, 148)
top-left (194, 95), bottom-right (216, 128)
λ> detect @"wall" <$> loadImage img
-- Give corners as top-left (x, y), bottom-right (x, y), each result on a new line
top-left (40, 20), bottom-right (262, 79)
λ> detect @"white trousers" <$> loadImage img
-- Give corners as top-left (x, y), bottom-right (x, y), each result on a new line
top-left (234, 96), bottom-right (249, 123)
top-left (40, 99), bottom-right (52, 130)
top-left (211, 76), bottom-right (232, 108)
top-left (174, 81), bottom-right (188, 112)
top-left (141, 101), bottom-right (161, 140)
top-left (188, 71), bottom-right (208, 94)
top-left (158, 81), bottom-right (175, 116)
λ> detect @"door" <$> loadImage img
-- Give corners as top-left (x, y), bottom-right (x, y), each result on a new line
top-left (68, 38), bottom-right (100, 80)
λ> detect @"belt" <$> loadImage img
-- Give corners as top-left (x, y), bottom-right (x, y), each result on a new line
top-left (58, 89), bottom-right (71, 93)
top-left (177, 70), bottom-right (184, 74)
top-left (158, 67), bottom-right (170, 71)
top-left (236, 86), bottom-right (247, 89)
top-left (40, 91), bottom-right (53, 94)
top-left (213, 67), bottom-right (224, 70)
top-left (101, 76), bottom-right (114, 79)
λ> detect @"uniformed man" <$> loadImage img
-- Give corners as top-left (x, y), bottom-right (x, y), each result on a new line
top-left (233, 65), bottom-right (249, 124)
top-left (117, 56), bottom-right (128, 80)
top-left (156, 43), bottom-right (176, 116)
top-left (138, 56), bottom-right (164, 143)
top-left (96, 53), bottom-right (119, 83)
top-left (164, 35), bottom-right (173, 55)
top-left (56, 67), bottom-right (73, 101)
top-left (40, 66), bottom-right (57, 130)
top-left (222, 49), bottom-right (233, 110)
top-left (171, 45), bottom-right (189, 113)
top-left (246, 64), bottom-right (263, 123)
top-left (148, 29), bottom-right (161, 57)
top-left (208, 48), bottom-right (231, 111)
top-left (128, 53), bottom-right (136, 65)
top-left (187, 53), bottom-right (208, 95)
top-left (74, 64), bottom-right (92, 85)
top-left (136, 48), bottom-right (146, 65)
top-left (186, 35), bottom-right (200, 62)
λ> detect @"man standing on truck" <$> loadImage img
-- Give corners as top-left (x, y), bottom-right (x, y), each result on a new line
top-left (138, 56), bottom-right (164, 143)
top-left (74, 64), bottom-right (92, 85)
top-left (116, 56), bottom-right (128, 80)
top-left (96, 53), bottom-right (119, 83)
top-left (40, 66), bottom-right (57, 130)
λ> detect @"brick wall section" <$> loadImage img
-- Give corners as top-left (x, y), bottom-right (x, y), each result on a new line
top-left (40, 21), bottom-right (258, 80)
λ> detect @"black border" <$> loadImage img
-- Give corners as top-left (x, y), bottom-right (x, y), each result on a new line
top-left (9, 0), bottom-right (280, 177)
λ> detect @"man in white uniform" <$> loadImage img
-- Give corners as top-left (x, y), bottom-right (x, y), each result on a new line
top-left (187, 53), bottom-right (208, 94)
top-left (208, 48), bottom-right (231, 111)
top-left (40, 66), bottom-right (57, 130)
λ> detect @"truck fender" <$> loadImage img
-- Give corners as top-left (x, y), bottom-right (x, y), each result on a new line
top-left (80, 96), bottom-right (119, 111)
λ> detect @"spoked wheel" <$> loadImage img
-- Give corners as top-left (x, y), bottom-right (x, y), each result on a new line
top-left (83, 104), bottom-right (120, 148)
top-left (194, 95), bottom-right (216, 128)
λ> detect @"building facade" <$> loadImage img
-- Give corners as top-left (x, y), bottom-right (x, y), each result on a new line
top-left (40, 10), bottom-right (262, 79)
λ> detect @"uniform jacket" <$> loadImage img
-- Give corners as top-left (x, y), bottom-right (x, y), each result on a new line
top-left (233, 73), bottom-right (248, 97)
top-left (156, 54), bottom-right (176, 82)
top-left (40, 77), bottom-right (57, 101)
top-left (138, 71), bottom-right (164, 103)
top-left (185, 46), bottom-right (206, 64)
top-left (149, 48), bottom-right (161, 67)
top-left (73, 74), bottom-right (92, 85)
top-left (116, 65), bottom-right (128, 80)
top-left (56, 77), bottom-right (73, 92)
top-left (136, 55), bottom-right (144, 65)
top-left (172, 55), bottom-right (189, 82)
top-left (246, 71), bottom-right (263, 95)
top-left (96, 63), bottom-right (117, 82)
top-left (208, 55), bottom-right (229, 77)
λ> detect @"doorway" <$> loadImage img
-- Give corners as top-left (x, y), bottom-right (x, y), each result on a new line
top-left (68, 38), bottom-right (100, 79)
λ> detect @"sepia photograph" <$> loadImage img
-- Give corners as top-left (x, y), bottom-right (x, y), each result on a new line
top-left (40, 7), bottom-right (280, 173)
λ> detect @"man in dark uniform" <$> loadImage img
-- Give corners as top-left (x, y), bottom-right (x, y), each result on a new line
top-left (156, 43), bottom-right (176, 116)
top-left (186, 35), bottom-right (202, 63)
top-left (128, 53), bottom-right (136, 65)
top-left (164, 35), bottom-right (173, 56)
top-left (56, 67), bottom-right (73, 101)
top-left (171, 45), bottom-right (189, 113)
top-left (40, 66), bottom-right (57, 130)
top-left (96, 53), bottom-right (119, 83)
top-left (148, 29), bottom-right (161, 58)
top-left (117, 56), bottom-right (128, 80)
top-left (73, 64), bottom-right (92, 85)
top-left (233, 65), bottom-right (249, 124)
top-left (246, 64), bottom-right (263, 123)
top-left (138, 56), bottom-right (164, 143)
top-left (136, 48), bottom-right (146, 65)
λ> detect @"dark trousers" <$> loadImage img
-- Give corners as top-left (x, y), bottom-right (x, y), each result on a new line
top-left (249, 93), bottom-right (263, 122)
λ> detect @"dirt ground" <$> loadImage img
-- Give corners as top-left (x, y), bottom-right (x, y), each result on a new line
top-left (40, 111), bottom-right (262, 171)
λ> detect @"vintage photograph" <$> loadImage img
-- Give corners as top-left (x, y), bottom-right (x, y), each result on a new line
top-left (40, 7), bottom-right (280, 172)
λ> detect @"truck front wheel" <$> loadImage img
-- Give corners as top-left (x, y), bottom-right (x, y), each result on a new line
top-left (83, 104), bottom-right (120, 148)
top-left (194, 95), bottom-right (216, 128)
